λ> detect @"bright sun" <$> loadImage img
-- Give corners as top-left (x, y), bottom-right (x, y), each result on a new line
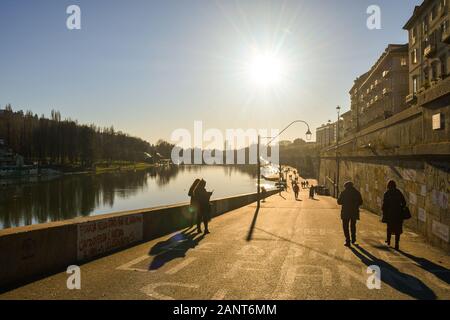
top-left (246, 52), bottom-right (285, 88)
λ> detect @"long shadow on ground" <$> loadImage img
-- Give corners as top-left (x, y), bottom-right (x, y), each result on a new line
top-left (350, 245), bottom-right (437, 300)
top-left (148, 227), bottom-right (205, 270)
top-left (399, 251), bottom-right (450, 285)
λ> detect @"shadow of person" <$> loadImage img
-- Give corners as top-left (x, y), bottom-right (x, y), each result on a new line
top-left (148, 227), bottom-right (205, 270)
top-left (350, 245), bottom-right (437, 300)
top-left (398, 251), bottom-right (450, 285)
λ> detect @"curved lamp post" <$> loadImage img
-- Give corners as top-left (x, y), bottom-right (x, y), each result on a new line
top-left (257, 120), bottom-right (312, 204)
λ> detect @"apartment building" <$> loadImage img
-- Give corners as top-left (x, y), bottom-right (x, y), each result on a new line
top-left (349, 44), bottom-right (409, 130)
top-left (404, 0), bottom-right (450, 144)
top-left (349, 72), bottom-right (369, 132)
top-left (316, 122), bottom-right (336, 148)
top-left (404, 0), bottom-right (449, 101)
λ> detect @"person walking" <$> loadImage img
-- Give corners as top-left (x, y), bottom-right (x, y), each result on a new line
top-left (194, 179), bottom-right (213, 234)
top-left (337, 181), bottom-right (363, 247)
top-left (188, 179), bottom-right (201, 227)
top-left (293, 183), bottom-right (300, 200)
top-left (382, 180), bottom-right (407, 250)
top-left (309, 185), bottom-right (315, 199)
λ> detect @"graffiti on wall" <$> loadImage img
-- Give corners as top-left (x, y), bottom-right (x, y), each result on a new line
top-left (77, 214), bottom-right (143, 261)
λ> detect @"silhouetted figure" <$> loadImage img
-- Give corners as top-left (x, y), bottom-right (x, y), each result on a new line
top-left (293, 183), bottom-right (300, 200)
top-left (188, 179), bottom-right (201, 226)
top-left (194, 179), bottom-right (213, 234)
top-left (309, 185), bottom-right (315, 199)
top-left (382, 180), bottom-right (406, 250)
top-left (261, 186), bottom-right (267, 203)
top-left (337, 181), bottom-right (363, 246)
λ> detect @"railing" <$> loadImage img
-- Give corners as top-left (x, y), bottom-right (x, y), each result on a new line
top-left (405, 93), bottom-right (416, 104)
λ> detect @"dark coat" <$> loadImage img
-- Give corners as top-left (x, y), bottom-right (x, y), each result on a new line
top-left (337, 186), bottom-right (363, 220)
top-left (382, 188), bottom-right (406, 230)
top-left (188, 179), bottom-right (201, 214)
top-left (195, 187), bottom-right (212, 218)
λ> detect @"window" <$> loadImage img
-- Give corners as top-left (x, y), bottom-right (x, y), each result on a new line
top-left (431, 6), bottom-right (437, 21)
top-left (412, 49), bottom-right (418, 64)
top-left (442, 20), bottom-right (449, 35)
top-left (411, 27), bottom-right (417, 43)
top-left (413, 76), bottom-right (418, 94)
top-left (401, 57), bottom-right (407, 66)
top-left (440, 54), bottom-right (447, 76)
top-left (424, 67), bottom-right (430, 82)
top-left (431, 62), bottom-right (438, 80)
top-left (423, 19), bottom-right (428, 34)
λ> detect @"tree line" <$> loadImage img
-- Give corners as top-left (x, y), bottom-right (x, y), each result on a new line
top-left (0, 105), bottom-right (173, 167)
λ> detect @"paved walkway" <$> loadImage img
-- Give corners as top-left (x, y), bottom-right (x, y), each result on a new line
top-left (1, 180), bottom-right (449, 300)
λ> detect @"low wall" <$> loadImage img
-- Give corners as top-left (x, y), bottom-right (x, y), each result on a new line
top-left (0, 190), bottom-right (278, 289)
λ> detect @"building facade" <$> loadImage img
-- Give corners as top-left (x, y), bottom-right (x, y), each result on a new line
top-left (316, 122), bottom-right (336, 148)
top-left (350, 44), bottom-right (410, 131)
top-left (404, 0), bottom-right (450, 145)
top-left (318, 0), bottom-right (450, 251)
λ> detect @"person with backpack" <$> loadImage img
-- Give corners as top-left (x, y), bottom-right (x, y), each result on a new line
top-left (188, 178), bottom-right (201, 227)
top-left (193, 179), bottom-right (213, 234)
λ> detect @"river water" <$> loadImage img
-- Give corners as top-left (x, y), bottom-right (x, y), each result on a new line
top-left (0, 165), bottom-right (277, 230)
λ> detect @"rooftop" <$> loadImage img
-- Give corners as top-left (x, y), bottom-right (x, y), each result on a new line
top-left (403, 0), bottom-right (433, 30)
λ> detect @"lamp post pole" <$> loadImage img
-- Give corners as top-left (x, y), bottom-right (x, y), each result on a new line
top-left (257, 120), bottom-right (312, 205)
top-left (257, 135), bottom-right (261, 205)
top-left (336, 106), bottom-right (341, 198)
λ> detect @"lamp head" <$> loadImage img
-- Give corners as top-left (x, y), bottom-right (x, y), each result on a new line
top-left (305, 129), bottom-right (312, 141)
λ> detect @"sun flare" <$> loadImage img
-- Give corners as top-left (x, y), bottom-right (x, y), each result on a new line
top-left (245, 52), bottom-right (286, 88)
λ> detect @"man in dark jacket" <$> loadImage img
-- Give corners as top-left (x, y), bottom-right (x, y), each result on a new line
top-left (337, 181), bottom-right (363, 246)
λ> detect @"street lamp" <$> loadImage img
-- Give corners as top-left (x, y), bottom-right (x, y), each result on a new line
top-left (336, 106), bottom-right (341, 198)
top-left (257, 119), bottom-right (312, 205)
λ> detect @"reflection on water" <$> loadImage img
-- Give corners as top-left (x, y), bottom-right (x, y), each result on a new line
top-left (0, 165), bottom-right (275, 229)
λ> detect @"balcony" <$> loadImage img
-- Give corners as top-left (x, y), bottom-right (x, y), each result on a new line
top-left (405, 93), bottom-right (417, 104)
top-left (442, 29), bottom-right (450, 44)
top-left (424, 44), bottom-right (437, 57)
top-left (382, 70), bottom-right (390, 78)
top-left (382, 88), bottom-right (390, 95)
top-left (417, 75), bottom-right (450, 107)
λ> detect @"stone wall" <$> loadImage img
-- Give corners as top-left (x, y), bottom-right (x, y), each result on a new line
top-left (319, 104), bottom-right (450, 251)
top-left (319, 158), bottom-right (449, 251)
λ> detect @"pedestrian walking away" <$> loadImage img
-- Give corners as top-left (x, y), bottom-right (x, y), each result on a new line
top-left (337, 181), bottom-right (363, 247)
top-left (382, 180), bottom-right (407, 251)
top-left (309, 185), bottom-right (315, 199)
top-left (293, 183), bottom-right (300, 200)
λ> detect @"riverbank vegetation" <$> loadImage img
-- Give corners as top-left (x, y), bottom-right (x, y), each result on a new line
top-left (0, 105), bottom-right (174, 169)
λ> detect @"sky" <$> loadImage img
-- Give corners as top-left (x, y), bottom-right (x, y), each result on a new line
top-left (0, 0), bottom-right (423, 145)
